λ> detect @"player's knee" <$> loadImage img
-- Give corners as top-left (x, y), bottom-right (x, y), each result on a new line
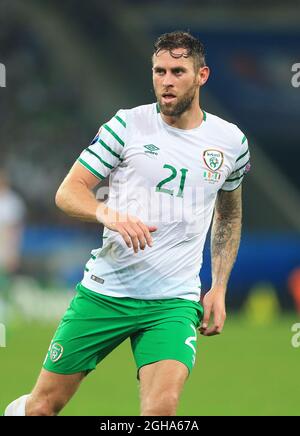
top-left (142, 390), bottom-right (179, 416)
top-left (26, 394), bottom-right (63, 416)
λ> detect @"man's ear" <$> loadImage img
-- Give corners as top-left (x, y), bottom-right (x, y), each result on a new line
top-left (199, 66), bottom-right (210, 86)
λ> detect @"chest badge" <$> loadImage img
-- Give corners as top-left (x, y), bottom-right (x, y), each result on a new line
top-left (203, 149), bottom-right (224, 171)
top-left (203, 149), bottom-right (224, 184)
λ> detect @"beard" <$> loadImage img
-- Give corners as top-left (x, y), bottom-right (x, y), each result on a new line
top-left (157, 82), bottom-right (198, 117)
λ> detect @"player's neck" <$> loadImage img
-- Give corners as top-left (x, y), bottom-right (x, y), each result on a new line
top-left (161, 100), bottom-right (204, 130)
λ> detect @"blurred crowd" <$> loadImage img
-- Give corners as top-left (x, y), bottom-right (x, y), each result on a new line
top-left (0, 169), bottom-right (25, 277)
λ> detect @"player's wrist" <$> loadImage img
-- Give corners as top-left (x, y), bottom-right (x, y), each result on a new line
top-left (96, 203), bottom-right (125, 230)
top-left (96, 202), bottom-right (111, 226)
top-left (210, 285), bottom-right (227, 295)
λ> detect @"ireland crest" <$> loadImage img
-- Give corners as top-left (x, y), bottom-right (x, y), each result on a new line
top-left (50, 343), bottom-right (64, 362)
top-left (203, 150), bottom-right (224, 172)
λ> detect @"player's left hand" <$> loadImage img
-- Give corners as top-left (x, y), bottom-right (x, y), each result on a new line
top-left (199, 288), bottom-right (226, 336)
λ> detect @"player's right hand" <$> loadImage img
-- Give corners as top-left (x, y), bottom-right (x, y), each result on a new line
top-left (97, 205), bottom-right (157, 253)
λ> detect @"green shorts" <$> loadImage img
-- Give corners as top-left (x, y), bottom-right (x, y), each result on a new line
top-left (43, 284), bottom-right (204, 377)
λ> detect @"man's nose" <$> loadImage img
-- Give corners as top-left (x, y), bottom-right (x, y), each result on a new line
top-left (162, 72), bottom-right (174, 88)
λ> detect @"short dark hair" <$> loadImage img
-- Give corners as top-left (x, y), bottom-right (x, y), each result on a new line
top-left (153, 31), bottom-right (206, 70)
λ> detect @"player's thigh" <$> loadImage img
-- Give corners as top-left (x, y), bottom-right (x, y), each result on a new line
top-left (132, 316), bottom-right (199, 410)
top-left (139, 359), bottom-right (188, 405)
top-left (28, 368), bottom-right (85, 412)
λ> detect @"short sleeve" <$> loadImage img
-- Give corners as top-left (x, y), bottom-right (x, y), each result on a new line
top-left (77, 109), bottom-right (127, 180)
top-left (221, 134), bottom-right (251, 191)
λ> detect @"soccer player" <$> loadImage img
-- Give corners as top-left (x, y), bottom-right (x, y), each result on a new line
top-left (4, 31), bottom-right (250, 416)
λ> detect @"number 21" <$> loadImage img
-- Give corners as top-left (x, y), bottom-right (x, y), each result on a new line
top-left (155, 164), bottom-right (188, 198)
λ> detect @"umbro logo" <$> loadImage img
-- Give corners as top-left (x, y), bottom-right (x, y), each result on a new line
top-left (143, 144), bottom-right (160, 156)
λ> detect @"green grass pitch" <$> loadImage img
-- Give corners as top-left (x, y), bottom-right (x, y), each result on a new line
top-left (0, 315), bottom-right (299, 416)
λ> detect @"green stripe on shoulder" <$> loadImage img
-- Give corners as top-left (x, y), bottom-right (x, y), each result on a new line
top-left (242, 135), bottom-right (247, 144)
top-left (78, 158), bottom-right (105, 180)
top-left (104, 124), bottom-right (124, 147)
top-left (114, 115), bottom-right (126, 128)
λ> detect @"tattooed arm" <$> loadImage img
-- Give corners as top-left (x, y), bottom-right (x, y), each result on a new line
top-left (200, 185), bottom-right (242, 336)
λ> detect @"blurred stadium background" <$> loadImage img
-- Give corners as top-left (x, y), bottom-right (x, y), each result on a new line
top-left (0, 0), bottom-right (299, 416)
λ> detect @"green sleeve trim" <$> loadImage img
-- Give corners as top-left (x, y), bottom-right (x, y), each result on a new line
top-left (78, 158), bottom-right (105, 180)
top-left (221, 180), bottom-right (243, 192)
top-left (226, 173), bottom-right (244, 183)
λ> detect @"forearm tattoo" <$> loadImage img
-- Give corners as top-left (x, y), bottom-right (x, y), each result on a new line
top-left (211, 189), bottom-right (242, 288)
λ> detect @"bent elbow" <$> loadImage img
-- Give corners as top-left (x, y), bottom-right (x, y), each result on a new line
top-left (55, 186), bottom-right (65, 211)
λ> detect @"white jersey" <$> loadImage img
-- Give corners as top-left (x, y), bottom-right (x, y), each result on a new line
top-left (78, 103), bottom-right (250, 301)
